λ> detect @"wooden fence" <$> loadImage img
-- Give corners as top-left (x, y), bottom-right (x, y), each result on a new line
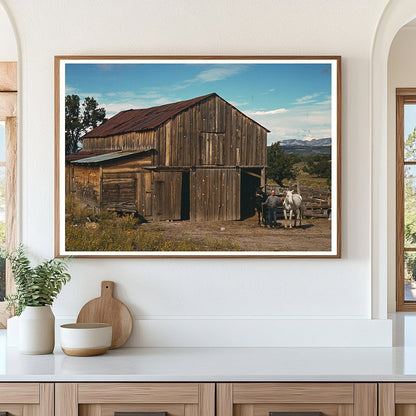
top-left (266, 185), bottom-right (331, 218)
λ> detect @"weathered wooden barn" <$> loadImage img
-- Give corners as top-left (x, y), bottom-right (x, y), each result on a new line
top-left (66, 93), bottom-right (269, 222)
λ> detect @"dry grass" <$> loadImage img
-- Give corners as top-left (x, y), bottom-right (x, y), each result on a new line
top-left (65, 199), bottom-right (240, 252)
top-left (282, 162), bottom-right (329, 188)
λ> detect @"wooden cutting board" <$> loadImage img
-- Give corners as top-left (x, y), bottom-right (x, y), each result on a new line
top-left (76, 281), bottom-right (133, 349)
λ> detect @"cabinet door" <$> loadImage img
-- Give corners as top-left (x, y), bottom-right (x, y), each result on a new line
top-left (0, 383), bottom-right (53, 416)
top-left (217, 383), bottom-right (377, 416)
top-left (379, 383), bottom-right (416, 416)
top-left (56, 383), bottom-right (215, 416)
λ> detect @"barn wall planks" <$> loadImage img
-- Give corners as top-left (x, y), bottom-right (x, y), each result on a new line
top-left (191, 169), bottom-right (241, 221)
top-left (101, 175), bottom-right (137, 211)
top-left (68, 165), bottom-right (101, 209)
top-left (136, 171), bottom-right (153, 218)
top-left (102, 155), bottom-right (153, 173)
top-left (68, 155), bottom-right (153, 211)
top-left (153, 171), bottom-right (182, 221)
top-left (67, 94), bottom-right (267, 222)
top-left (83, 131), bottom-right (155, 152)
top-left (154, 95), bottom-right (267, 168)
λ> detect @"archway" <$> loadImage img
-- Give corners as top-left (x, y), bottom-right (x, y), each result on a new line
top-left (0, 1), bottom-right (17, 62)
top-left (371, 0), bottom-right (416, 319)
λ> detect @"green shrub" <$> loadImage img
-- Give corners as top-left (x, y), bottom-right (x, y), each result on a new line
top-left (4, 246), bottom-right (71, 315)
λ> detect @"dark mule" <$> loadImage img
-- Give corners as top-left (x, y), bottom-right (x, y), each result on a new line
top-left (255, 187), bottom-right (268, 226)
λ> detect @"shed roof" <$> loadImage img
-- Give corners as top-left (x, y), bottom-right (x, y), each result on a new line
top-left (69, 149), bottom-right (152, 165)
top-left (82, 93), bottom-right (270, 139)
top-left (65, 150), bottom-right (115, 162)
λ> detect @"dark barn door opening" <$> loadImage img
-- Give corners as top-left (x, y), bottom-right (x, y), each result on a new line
top-left (240, 169), bottom-right (261, 220)
top-left (181, 172), bottom-right (190, 220)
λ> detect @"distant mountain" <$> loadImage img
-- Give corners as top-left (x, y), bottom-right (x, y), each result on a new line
top-left (279, 137), bottom-right (331, 155)
top-left (281, 138), bottom-right (331, 147)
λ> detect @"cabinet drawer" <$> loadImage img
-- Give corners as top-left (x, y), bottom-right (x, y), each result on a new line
top-left (0, 383), bottom-right (39, 403)
top-left (218, 383), bottom-right (376, 416)
top-left (379, 383), bottom-right (416, 415)
top-left (0, 383), bottom-right (53, 416)
top-left (56, 383), bottom-right (215, 416)
top-left (78, 383), bottom-right (200, 404)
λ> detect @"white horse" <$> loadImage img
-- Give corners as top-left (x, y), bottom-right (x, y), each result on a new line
top-left (283, 190), bottom-right (303, 229)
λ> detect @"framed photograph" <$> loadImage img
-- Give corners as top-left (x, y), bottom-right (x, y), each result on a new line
top-left (55, 56), bottom-right (341, 258)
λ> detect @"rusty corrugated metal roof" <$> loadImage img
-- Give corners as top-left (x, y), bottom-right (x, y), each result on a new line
top-left (83, 93), bottom-right (216, 139)
top-left (82, 93), bottom-right (270, 139)
top-left (69, 149), bottom-right (153, 165)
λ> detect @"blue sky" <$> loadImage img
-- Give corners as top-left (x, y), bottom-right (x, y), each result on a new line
top-left (405, 104), bottom-right (416, 138)
top-left (65, 61), bottom-right (333, 145)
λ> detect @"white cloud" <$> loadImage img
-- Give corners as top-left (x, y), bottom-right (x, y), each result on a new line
top-left (229, 100), bottom-right (248, 108)
top-left (316, 99), bottom-right (331, 106)
top-left (102, 93), bottom-right (177, 117)
top-left (116, 91), bottom-right (162, 101)
top-left (69, 91), bottom-right (103, 99)
top-left (250, 108), bottom-right (288, 115)
top-left (195, 65), bottom-right (245, 83)
top-left (247, 103), bottom-right (332, 145)
top-left (65, 86), bottom-right (77, 95)
top-left (172, 65), bottom-right (246, 91)
top-left (261, 88), bottom-right (276, 96)
top-left (293, 93), bottom-right (321, 105)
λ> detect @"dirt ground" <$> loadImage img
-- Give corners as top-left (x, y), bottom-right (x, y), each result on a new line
top-left (140, 214), bottom-right (332, 252)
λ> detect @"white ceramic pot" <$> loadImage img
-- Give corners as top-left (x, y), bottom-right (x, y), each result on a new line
top-left (60, 323), bottom-right (112, 356)
top-left (6, 315), bottom-right (20, 347)
top-left (19, 305), bottom-right (55, 354)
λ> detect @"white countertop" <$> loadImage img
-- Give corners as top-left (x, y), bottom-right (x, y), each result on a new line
top-left (1, 329), bottom-right (416, 382)
top-left (3, 313), bottom-right (416, 382)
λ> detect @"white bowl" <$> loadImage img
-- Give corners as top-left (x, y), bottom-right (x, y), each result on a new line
top-left (60, 323), bottom-right (112, 356)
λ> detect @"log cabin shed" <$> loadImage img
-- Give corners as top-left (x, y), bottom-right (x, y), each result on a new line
top-left (66, 93), bottom-right (269, 222)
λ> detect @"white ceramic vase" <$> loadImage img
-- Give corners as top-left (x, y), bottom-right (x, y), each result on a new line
top-left (19, 305), bottom-right (55, 354)
top-left (6, 315), bottom-right (20, 347)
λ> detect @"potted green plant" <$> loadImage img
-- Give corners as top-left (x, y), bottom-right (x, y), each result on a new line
top-left (4, 245), bottom-right (71, 354)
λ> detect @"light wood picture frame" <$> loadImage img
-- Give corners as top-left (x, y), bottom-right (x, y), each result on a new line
top-left (55, 56), bottom-right (341, 258)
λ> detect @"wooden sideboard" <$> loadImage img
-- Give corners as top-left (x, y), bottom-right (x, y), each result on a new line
top-left (5, 381), bottom-right (416, 416)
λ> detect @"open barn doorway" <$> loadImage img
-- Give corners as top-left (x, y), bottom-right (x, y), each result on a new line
top-left (181, 172), bottom-right (190, 220)
top-left (240, 169), bottom-right (261, 220)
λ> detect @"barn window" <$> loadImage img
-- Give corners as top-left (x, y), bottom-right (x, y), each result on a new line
top-left (0, 62), bottom-right (17, 327)
top-left (200, 133), bottom-right (224, 166)
top-left (396, 89), bottom-right (416, 311)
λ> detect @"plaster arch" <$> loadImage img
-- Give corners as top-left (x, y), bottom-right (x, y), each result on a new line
top-left (0, 0), bottom-right (18, 61)
top-left (371, 0), bottom-right (416, 319)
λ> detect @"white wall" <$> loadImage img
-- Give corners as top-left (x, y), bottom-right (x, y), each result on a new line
top-left (387, 26), bottom-right (416, 312)
top-left (0, 0), bottom-right (394, 347)
top-left (0, 3), bottom-right (16, 61)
